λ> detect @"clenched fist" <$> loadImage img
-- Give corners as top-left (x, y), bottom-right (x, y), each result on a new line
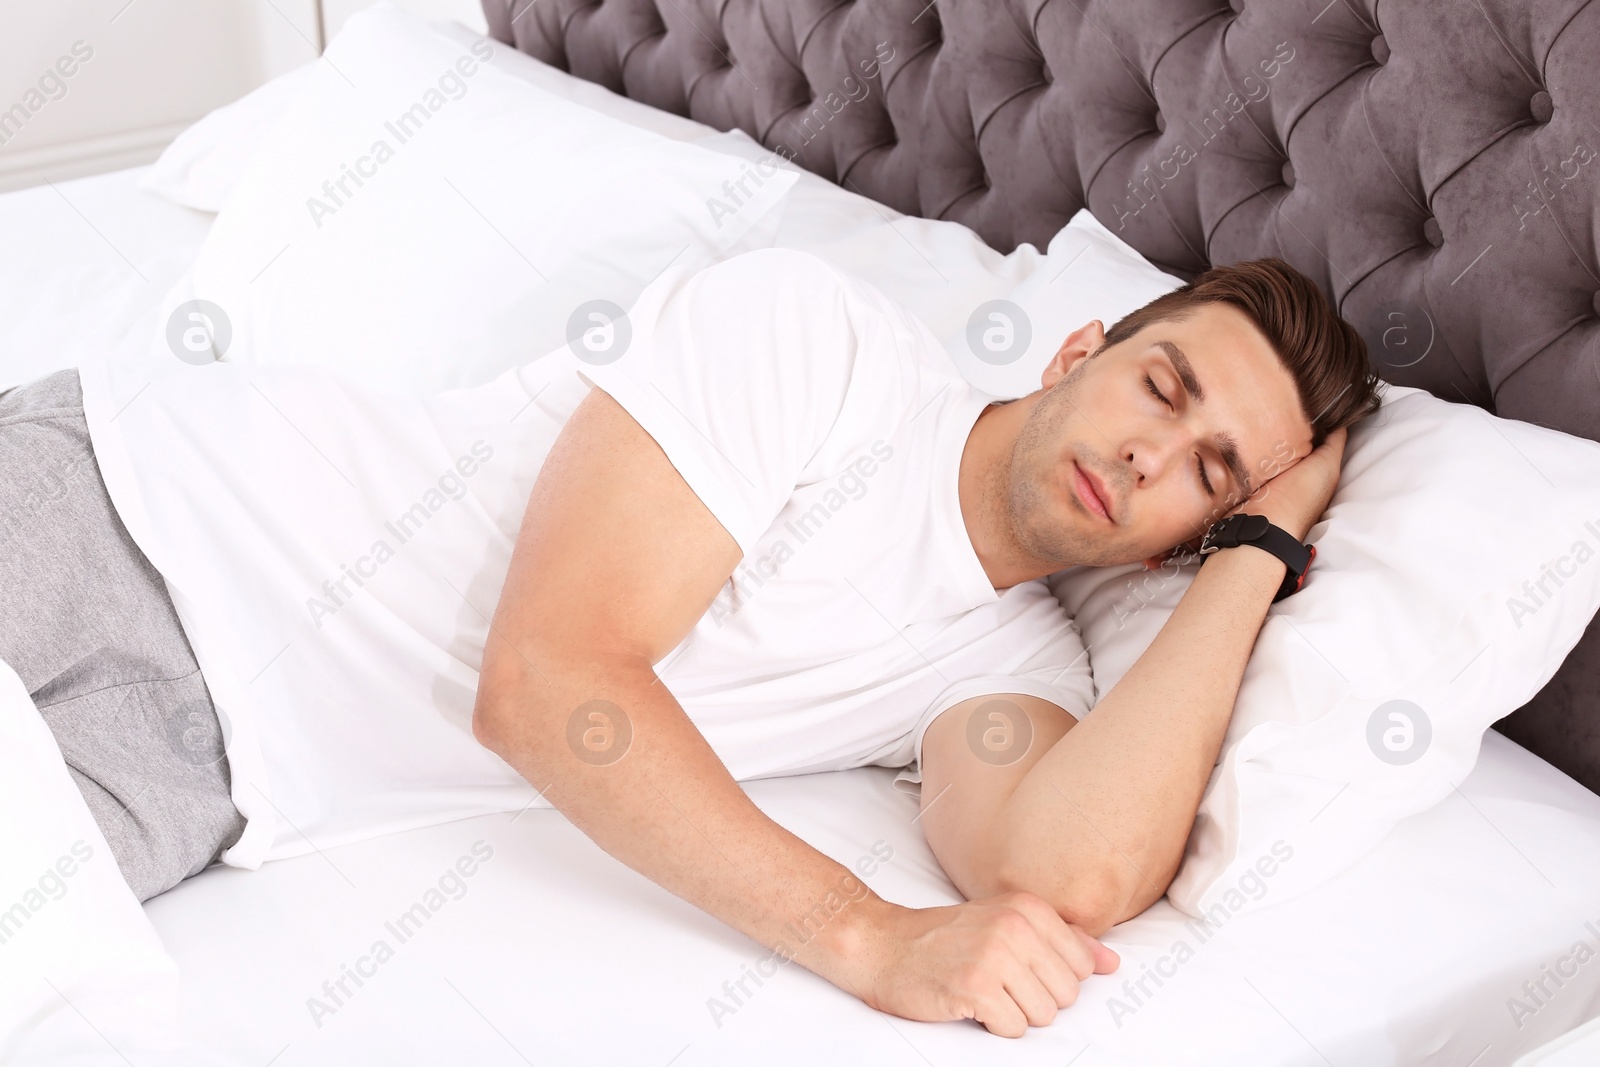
top-left (829, 891), bottom-right (1120, 1038)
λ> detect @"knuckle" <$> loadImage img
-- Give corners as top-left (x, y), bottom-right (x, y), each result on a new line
top-left (978, 939), bottom-right (1012, 969)
top-left (1002, 888), bottom-right (1046, 909)
top-left (953, 962), bottom-right (988, 991)
top-left (993, 910), bottom-right (1033, 941)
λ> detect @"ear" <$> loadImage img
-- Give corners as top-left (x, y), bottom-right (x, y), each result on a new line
top-left (1041, 320), bottom-right (1106, 390)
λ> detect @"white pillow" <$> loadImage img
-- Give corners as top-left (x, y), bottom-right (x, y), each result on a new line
top-left (965, 212), bottom-right (1183, 397)
top-left (140, 20), bottom-right (730, 217)
top-left (701, 127), bottom-right (1183, 386)
top-left (139, 63), bottom-right (317, 214)
top-left (1052, 384), bottom-right (1600, 918)
top-left (143, 8), bottom-right (1174, 396)
top-left (426, 20), bottom-right (728, 143)
top-left (155, 3), bottom-right (796, 392)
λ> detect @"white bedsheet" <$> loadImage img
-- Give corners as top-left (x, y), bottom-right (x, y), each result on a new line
top-left (137, 731), bottom-right (1600, 1066)
top-left (3, 167), bottom-right (1599, 1065)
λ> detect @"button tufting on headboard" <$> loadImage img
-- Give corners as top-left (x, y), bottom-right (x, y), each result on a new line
top-left (481, 0), bottom-right (1600, 792)
top-left (1530, 89), bottom-right (1553, 123)
top-left (480, 0), bottom-right (1600, 436)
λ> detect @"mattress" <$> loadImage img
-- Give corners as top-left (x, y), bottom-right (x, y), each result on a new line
top-left (4, 148), bottom-right (1600, 1067)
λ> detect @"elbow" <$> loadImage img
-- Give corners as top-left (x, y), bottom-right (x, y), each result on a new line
top-left (471, 698), bottom-right (503, 754)
top-left (471, 693), bottom-right (507, 757)
top-left (472, 641), bottom-right (641, 764)
top-left (471, 661), bottom-right (524, 758)
top-left (997, 868), bottom-right (1125, 937)
top-left (989, 848), bottom-right (1153, 937)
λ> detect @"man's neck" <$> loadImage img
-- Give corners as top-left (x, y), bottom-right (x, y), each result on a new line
top-left (958, 394), bottom-right (1061, 591)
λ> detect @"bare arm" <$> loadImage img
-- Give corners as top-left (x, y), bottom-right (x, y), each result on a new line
top-left (918, 429), bottom-right (1348, 935)
top-left (474, 387), bottom-right (1116, 1037)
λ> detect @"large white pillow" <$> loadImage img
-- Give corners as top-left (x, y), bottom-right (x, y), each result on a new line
top-left (139, 20), bottom-right (727, 216)
top-left (141, 11), bottom-right (1179, 396)
top-left (1052, 384), bottom-right (1600, 917)
top-left (700, 127), bottom-right (1184, 390)
top-left (965, 212), bottom-right (1183, 397)
top-left (155, 3), bottom-right (796, 392)
top-left (139, 63), bottom-right (317, 214)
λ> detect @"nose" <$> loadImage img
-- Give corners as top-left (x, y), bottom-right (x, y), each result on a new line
top-left (1124, 425), bottom-right (1190, 486)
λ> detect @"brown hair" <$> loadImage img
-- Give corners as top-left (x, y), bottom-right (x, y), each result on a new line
top-left (1101, 257), bottom-right (1380, 448)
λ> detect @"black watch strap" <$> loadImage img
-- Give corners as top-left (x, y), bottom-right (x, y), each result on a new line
top-left (1198, 514), bottom-right (1315, 602)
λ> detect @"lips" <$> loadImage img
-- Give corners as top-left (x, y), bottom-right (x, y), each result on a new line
top-left (1072, 461), bottom-right (1114, 523)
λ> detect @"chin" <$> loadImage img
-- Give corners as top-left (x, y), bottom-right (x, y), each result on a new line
top-left (1021, 516), bottom-right (1120, 571)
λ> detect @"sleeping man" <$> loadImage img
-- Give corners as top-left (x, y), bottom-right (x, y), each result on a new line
top-left (3, 247), bottom-right (1377, 1037)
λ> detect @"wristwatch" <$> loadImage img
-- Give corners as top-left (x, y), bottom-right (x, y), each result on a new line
top-left (1198, 514), bottom-right (1315, 602)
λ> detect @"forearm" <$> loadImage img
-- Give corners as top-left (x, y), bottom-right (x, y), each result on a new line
top-left (474, 647), bottom-right (887, 995)
top-left (990, 545), bottom-right (1288, 932)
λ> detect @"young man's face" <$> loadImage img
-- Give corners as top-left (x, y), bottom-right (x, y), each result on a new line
top-left (1006, 302), bottom-right (1316, 569)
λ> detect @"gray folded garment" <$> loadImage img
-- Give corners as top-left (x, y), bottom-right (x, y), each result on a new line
top-left (0, 368), bottom-right (244, 902)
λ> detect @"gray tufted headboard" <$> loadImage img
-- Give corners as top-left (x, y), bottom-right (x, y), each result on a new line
top-left (481, 0), bottom-right (1600, 792)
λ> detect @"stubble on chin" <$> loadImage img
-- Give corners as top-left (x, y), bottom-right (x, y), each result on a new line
top-left (1007, 384), bottom-right (1103, 569)
top-left (1008, 371), bottom-right (1163, 570)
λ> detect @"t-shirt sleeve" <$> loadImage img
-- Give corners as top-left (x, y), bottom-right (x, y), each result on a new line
top-left (574, 248), bottom-right (913, 557)
top-left (891, 610), bottom-right (1096, 792)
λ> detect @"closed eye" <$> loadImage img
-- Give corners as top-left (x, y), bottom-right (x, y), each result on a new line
top-left (1148, 374), bottom-right (1215, 495)
top-left (1144, 374), bottom-right (1172, 409)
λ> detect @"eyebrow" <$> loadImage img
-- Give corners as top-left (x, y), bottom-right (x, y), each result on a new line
top-left (1155, 340), bottom-right (1205, 403)
top-left (1154, 340), bottom-right (1255, 497)
top-left (1215, 433), bottom-right (1253, 499)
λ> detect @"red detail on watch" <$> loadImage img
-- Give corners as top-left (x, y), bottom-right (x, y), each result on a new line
top-left (1295, 544), bottom-right (1317, 592)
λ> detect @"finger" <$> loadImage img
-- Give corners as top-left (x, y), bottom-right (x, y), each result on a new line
top-left (1074, 926), bottom-right (1121, 973)
top-left (1323, 425), bottom-right (1348, 460)
top-left (1004, 895), bottom-right (1098, 983)
top-left (1000, 958), bottom-right (1061, 1029)
top-left (1040, 918), bottom-right (1098, 981)
top-left (1307, 426), bottom-right (1345, 459)
top-left (971, 987), bottom-right (1030, 1039)
top-left (1012, 923), bottom-right (1088, 1005)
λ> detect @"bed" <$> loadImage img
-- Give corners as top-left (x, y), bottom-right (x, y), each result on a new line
top-left (5, 1), bottom-right (1600, 1063)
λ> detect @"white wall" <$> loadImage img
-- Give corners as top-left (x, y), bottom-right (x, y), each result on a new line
top-left (322, 0), bottom-right (484, 41)
top-left (0, 0), bottom-right (486, 193)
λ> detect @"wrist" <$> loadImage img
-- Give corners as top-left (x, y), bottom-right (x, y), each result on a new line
top-left (1253, 503), bottom-right (1315, 543)
top-left (1201, 511), bottom-right (1316, 603)
top-left (1204, 538), bottom-right (1289, 573)
top-left (1198, 533), bottom-right (1289, 602)
top-left (802, 893), bottom-right (900, 1006)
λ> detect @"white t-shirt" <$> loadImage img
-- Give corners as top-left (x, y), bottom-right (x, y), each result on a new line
top-left (80, 248), bottom-right (1094, 868)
